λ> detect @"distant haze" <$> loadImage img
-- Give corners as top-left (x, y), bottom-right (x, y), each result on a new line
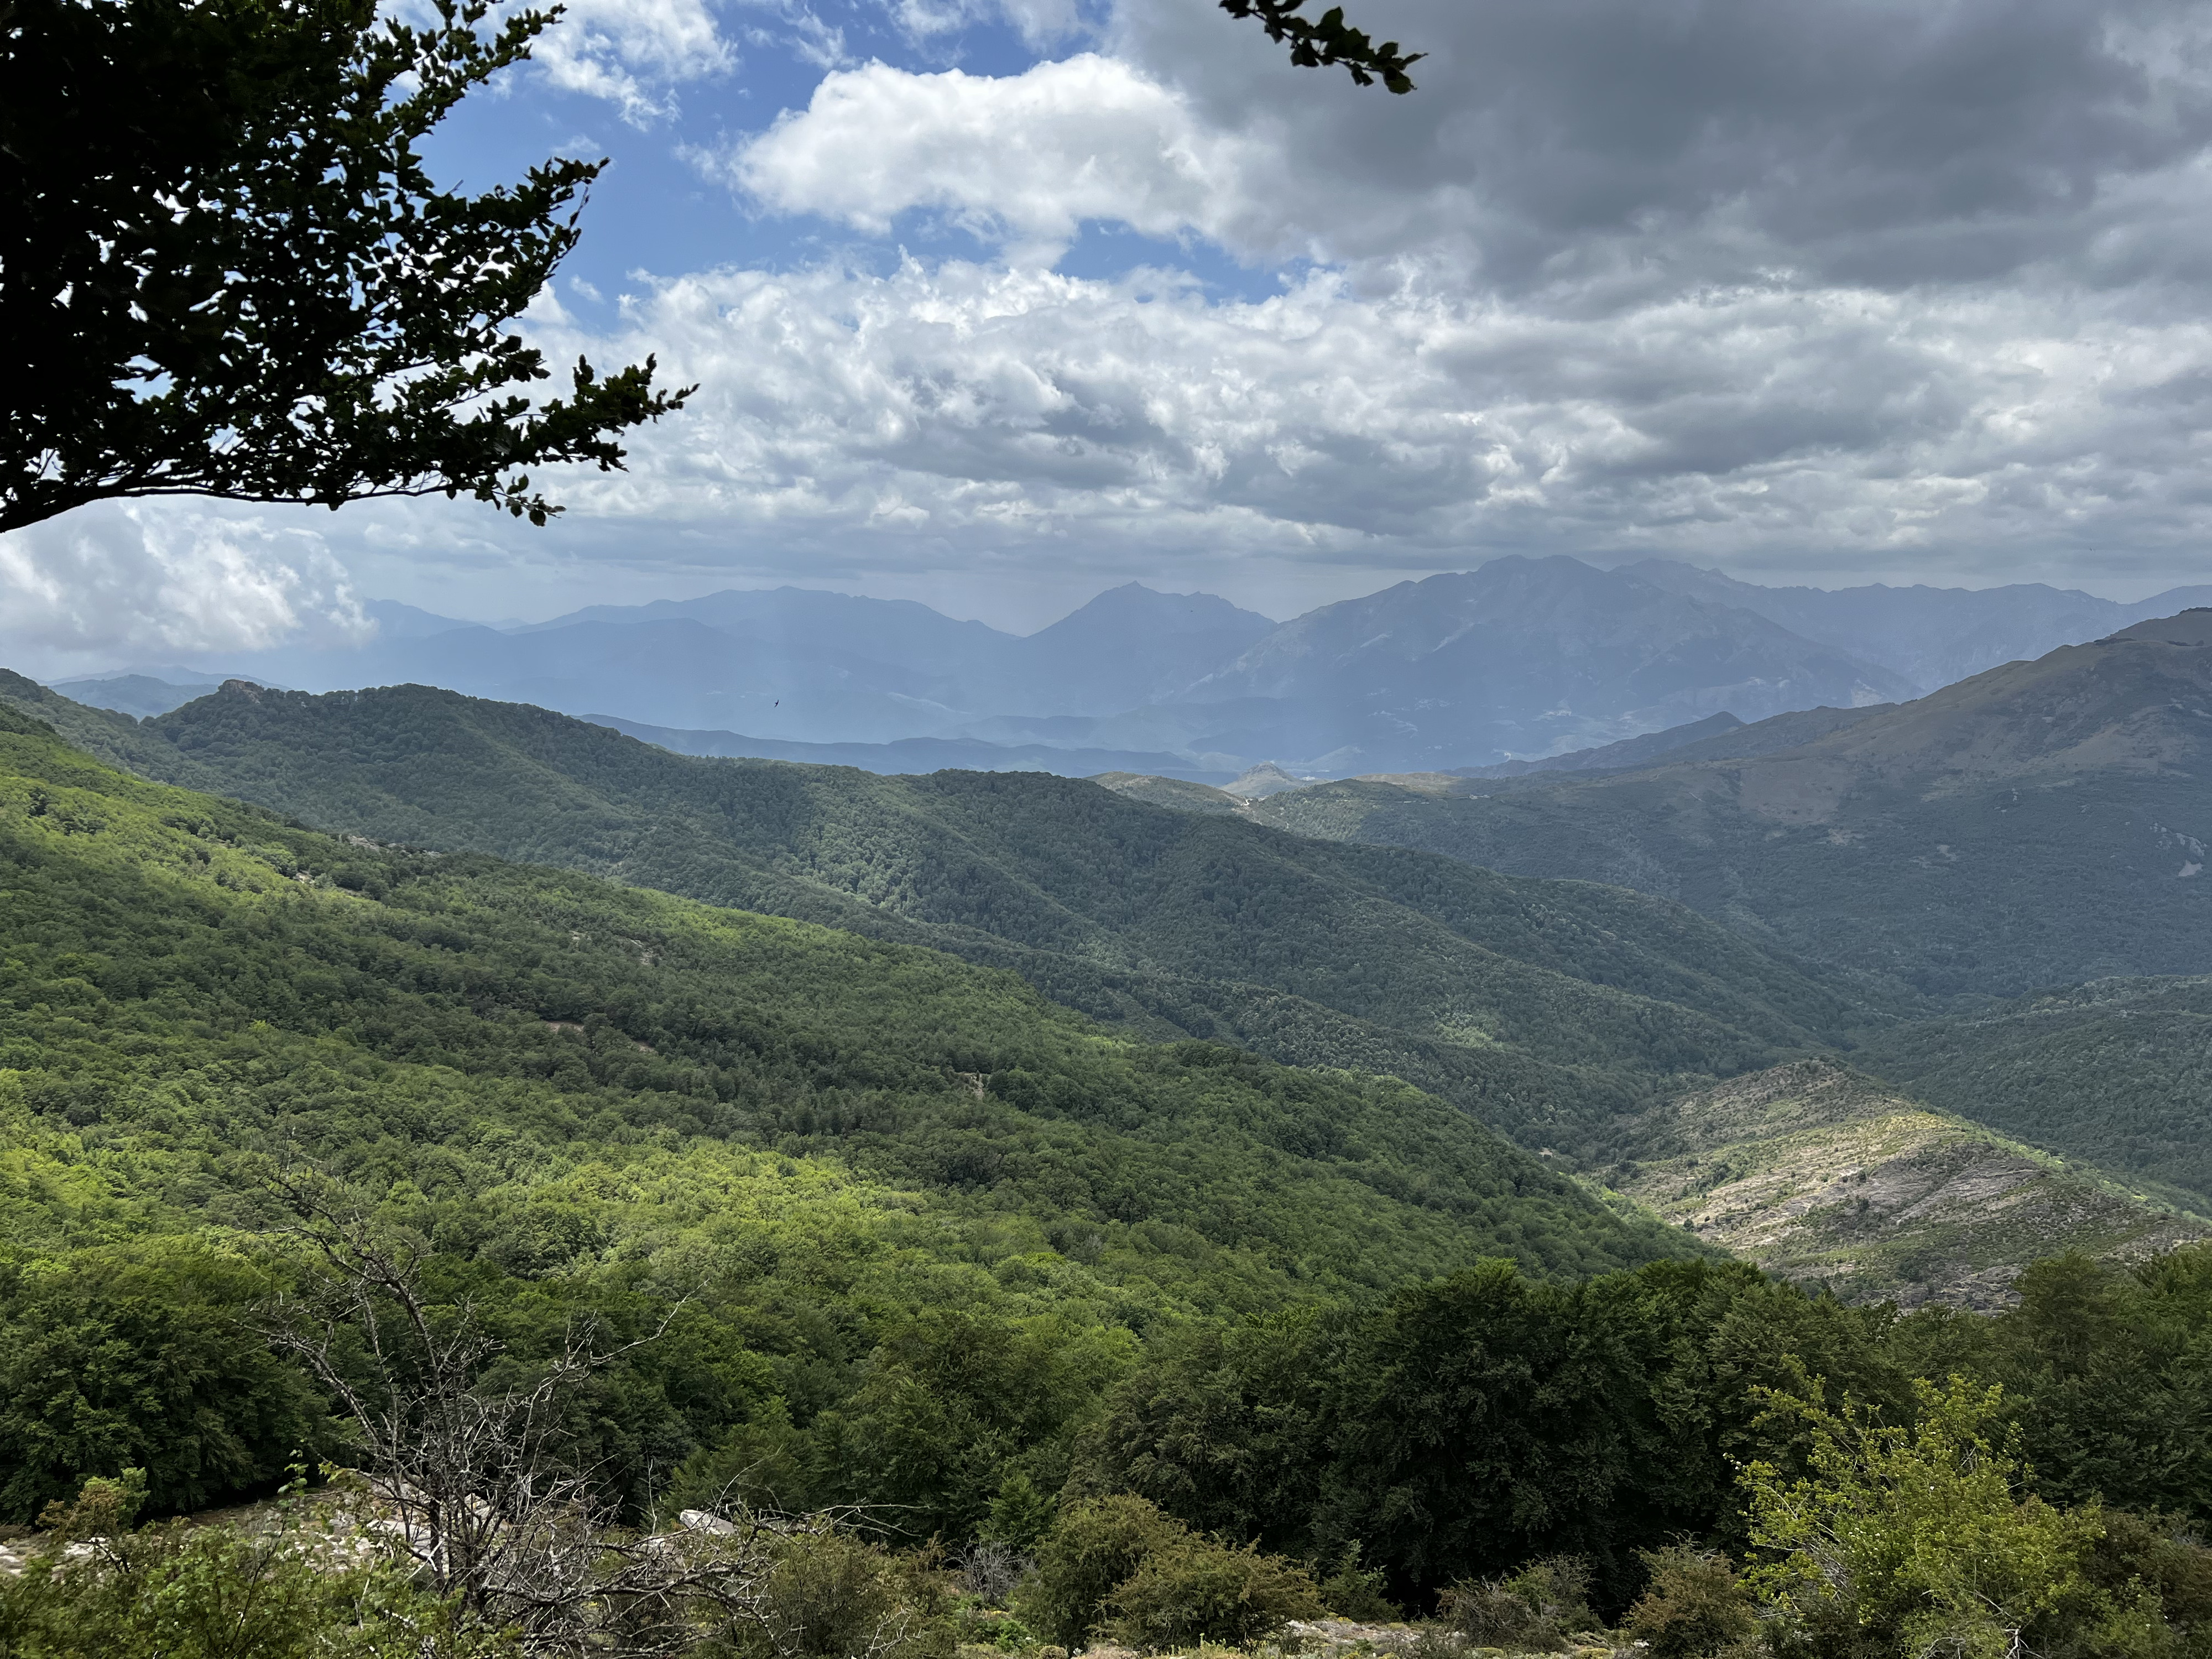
top-left (40, 557), bottom-right (2212, 779)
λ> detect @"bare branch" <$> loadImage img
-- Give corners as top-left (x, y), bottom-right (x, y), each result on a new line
top-left (256, 1170), bottom-right (712, 1652)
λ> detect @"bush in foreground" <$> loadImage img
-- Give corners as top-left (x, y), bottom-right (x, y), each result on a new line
top-left (0, 1473), bottom-right (508, 1659)
top-left (1438, 1556), bottom-right (1597, 1651)
top-left (1623, 1546), bottom-right (1757, 1658)
top-left (1103, 1533), bottom-right (1322, 1651)
top-left (1015, 1494), bottom-right (1320, 1652)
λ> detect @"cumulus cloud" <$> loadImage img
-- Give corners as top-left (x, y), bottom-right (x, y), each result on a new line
top-left (529, 0), bottom-right (733, 122)
top-left (0, 505), bottom-right (371, 672)
top-left (882, 0), bottom-right (1086, 50)
top-left (557, 0), bottom-right (2212, 594)
top-left (22, 0), bottom-right (2203, 634)
top-left (1115, 0), bottom-right (2212, 286)
top-left (517, 249), bottom-right (2212, 575)
top-left (726, 54), bottom-right (1264, 258)
top-left (728, 0), bottom-right (2212, 289)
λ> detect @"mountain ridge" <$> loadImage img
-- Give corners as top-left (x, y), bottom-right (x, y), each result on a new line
top-left (1096, 556), bottom-right (1916, 773)
top-left (1599, 1060), bottom-right (2206, 1309)
top-left (0, 670), bottom-right (1881, 1164)
top-left (71, 558), bottom-right (2201, 778)
top-left (1217, 616), bottom-right (2212, 998)
top-left (1624, 559), bottom-right (2212, 691)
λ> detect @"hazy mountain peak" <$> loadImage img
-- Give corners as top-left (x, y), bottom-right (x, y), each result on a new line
top-left (515, 585), bottom-right (1014, 645)
top-left (1028, 582), bottom-right (1275, 640)
top-left (1786, 614), bottom-right (2212, 786)
top-left (1166, 555), bottom-right (1914, 772)
top-left (362, 598), bottom-right (483, 640)
top-left (1625, 559), bottom-right (2212, 690)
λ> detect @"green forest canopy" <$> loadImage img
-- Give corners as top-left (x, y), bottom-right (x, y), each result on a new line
top-left (0, 697), bottom-right (1689, 1520)
top-left (0, 674), bottom-right (1877, 1164)
top-left (4, 697), bottom-right (2212, 1648)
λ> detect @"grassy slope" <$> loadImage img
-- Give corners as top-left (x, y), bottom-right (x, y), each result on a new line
top-left (0, 675), bottom-right (1874, 1158)
top-left (1593, 1061), bottom-right (2203, 1309)
top-left (1854, 977), bottom-right (2212, 1213)
top-left (0, 698), bottom-right (1698, 1294)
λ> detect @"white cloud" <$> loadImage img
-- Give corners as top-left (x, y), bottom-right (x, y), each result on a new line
top-left (0, 504), bottom-right (371, 673)
top-left (725, 55), bottom-right (1270, 259)
top-left (517, 250), bottom-right (2212, 578)
top-left (544, 3), bottom-right (2212, 600)
top-left (530, 0), bottom-right (733, 122)
top-left (865, 0), bottom-right (1089, 51)
top-left (24, 1), bottom-right (2206, 638)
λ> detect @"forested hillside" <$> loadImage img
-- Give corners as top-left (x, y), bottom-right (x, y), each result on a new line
top-left (1856, 977), bottom-right (2212, 1212)
top-left (0, 673), bottom-right (1875, 1159)
top-left (1235, 621), bottom-right (2212, 998)
top-left (0, 698), bottom-right (1696, 1520)
top-left (11, 695), bottom-right (2212, 1656)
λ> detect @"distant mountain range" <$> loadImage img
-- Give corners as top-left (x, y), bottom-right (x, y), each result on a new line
top-left (1116, 611), bottom-right (2212, 1005)
top-left (1041, 557), bottom-right (1917, 774)
top-left (1624, 559), bottom-right (2212, 690)
top-left (46, 558), bottom-right (2212, 776)
top-left (58, 584), bottom-right (1280, 751)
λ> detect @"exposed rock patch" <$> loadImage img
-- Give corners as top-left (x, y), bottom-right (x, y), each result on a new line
top-left (1601, 1060), bottom-right (2205, 1308)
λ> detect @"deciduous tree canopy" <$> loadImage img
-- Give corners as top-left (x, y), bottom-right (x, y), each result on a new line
top-left (0, 0), bottom-right (687, 533)
top-left (0, 0), bottom-right (1415, 538)
top-left (1217, 0), bottom-right (1422, 93)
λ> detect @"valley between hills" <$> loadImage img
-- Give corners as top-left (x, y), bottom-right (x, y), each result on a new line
top-left (20, 0), bottom-right (2212, 1644)
top-left (9, 606), bottom-right (2212, 1310)
top-left (9, 597), bottom-right (2212, 1657)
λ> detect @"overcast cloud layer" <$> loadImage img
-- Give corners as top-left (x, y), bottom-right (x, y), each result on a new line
top-left (7, 0), bottom-right (2212, 660)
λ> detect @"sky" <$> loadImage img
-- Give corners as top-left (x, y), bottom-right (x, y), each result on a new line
top-left (9, 0), bottom-right (2212, 671)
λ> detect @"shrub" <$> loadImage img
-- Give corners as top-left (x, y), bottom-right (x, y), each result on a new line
top-left (1316, 1541), bottom-right (1401, 1622)
top-left (1740, 1376), bottom-right (2206, 1659)
top-left (2084, 1511), bottom-right (2212, 1637)
top-left (1398, 1629), bottom-right (1467, 1659)
top-left (1103, 1534), bottom-right (1324, 1651)
top-left (1015, 1495), bottom-right (1186, 1649)
top-left (1745, 1378), bottom-right (2082, 1656)
top-left (983, 1472), bottom-right (1059, 1553)
top-left (723, 1528), bottom-right (953, 1659)
top-left (1438, 1557), bottom-right (1593, 1652)
top-left (1626, 1546), bottom-right (1758, 1659)
top-left (0, 1474), bottom-right (506, 1658)
top-left (667, 1407), bottom-right (815, 1516)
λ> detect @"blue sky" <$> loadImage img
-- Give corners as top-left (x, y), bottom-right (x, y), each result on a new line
top-left (7, 0), bottom-right (2212, 671)
top-left (422, 0), bottom-right (1093, 297)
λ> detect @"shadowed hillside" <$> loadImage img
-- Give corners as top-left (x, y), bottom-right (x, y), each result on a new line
top-left (1227, 615), bottom-right (2212, 998)
top-left (0, 671), bottom-right (1876, 1159)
